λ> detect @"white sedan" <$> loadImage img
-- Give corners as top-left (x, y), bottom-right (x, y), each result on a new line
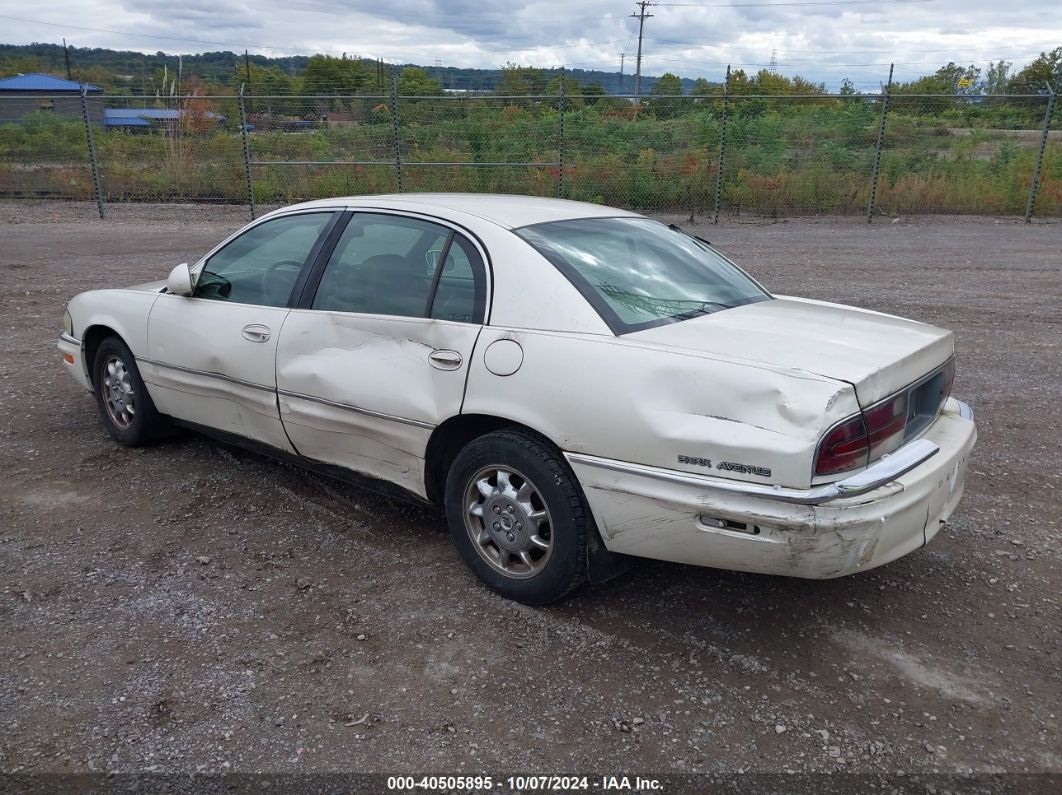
top-left (59, 194), bottom-right (977, 604)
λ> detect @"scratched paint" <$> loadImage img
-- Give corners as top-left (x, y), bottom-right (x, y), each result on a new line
top-left (567, 402), bottom-right (975, 579)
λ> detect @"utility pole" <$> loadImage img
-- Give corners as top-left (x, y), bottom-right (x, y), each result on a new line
top-left (244, 50), bottom-right (252, 114)
top-left (620, 53), bottom-right (625, 93)
top-left (63, 38), bottom-right (72, 81)
top-left (631, 1), bottom-right (654, 98)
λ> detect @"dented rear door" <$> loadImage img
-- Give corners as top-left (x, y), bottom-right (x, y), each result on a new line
top-left (274, 211), bottom-right (488, 498)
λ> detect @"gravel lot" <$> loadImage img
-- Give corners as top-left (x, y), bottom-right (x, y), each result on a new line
top-left (1, 202), bottom-right (1059, 787)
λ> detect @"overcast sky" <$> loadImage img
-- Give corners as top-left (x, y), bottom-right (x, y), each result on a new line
top-left (1, 0), bottom-right (1059, 90)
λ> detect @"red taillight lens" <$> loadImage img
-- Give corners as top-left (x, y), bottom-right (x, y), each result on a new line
top-left (816, 393), bottom-right (911, 477)
top-left (865, 392), bottom-right (908, 460)
top-left (815, 415), bottom-right (869, 476)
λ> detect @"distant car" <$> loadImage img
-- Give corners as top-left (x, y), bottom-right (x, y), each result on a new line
top-left (59, 194), bottom-right (976, 604)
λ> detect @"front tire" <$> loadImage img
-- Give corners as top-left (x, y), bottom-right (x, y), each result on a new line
top-left (92, 336), bottom-right (167, 446)
top-left (444, 429), bottom-right (589, 604)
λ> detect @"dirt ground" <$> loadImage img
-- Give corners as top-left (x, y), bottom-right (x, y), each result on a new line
top-left (1, 201), bottom-right (1059, 788)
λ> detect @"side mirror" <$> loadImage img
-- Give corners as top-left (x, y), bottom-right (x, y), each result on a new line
top-left (166, 263), bottom-right (194, 296)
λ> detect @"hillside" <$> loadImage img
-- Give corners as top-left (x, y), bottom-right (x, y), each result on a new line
top-left (0, 42), bottom-right (704, 94)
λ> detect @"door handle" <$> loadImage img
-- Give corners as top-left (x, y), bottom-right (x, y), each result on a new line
top-left (428, 349), bottom-right (463, 370)
top-left (242, 324), bottom-right (271, 343)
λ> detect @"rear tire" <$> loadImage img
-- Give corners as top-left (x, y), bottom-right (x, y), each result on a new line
top-left (444, 429), bottom-right (589, 604)
top-left (92, 336), bottom-right (167, 446)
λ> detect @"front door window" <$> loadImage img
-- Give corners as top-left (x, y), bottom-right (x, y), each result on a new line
top-left (195, 212), bottom-right (333, 307)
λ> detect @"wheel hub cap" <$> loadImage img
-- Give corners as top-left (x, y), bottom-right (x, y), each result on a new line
top-left (464, 465), bottom-right (553, 579)
top-left (101, 355), bottom-right (136, 430)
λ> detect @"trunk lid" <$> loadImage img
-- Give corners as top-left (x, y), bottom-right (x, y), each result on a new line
top-left (631, 296), bottom-right (953, 406)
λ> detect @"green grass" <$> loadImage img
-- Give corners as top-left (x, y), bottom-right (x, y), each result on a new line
top-left (0, 99), bottom-right (1058, 216)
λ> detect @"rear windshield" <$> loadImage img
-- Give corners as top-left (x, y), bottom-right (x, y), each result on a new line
top-left (516, 217), bottom-right (770, 334)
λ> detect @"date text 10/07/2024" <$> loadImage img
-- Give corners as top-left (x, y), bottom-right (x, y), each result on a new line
top-left (385, 775), bottom-right (664, 791)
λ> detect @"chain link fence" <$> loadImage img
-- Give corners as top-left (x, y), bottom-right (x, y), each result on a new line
top-left (0, 86), bottom-right (1057, 221)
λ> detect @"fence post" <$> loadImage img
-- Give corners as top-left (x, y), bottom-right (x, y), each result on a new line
top-left (1025, 84), bottom-right (1056, 223)
top-left (238, 84), bottom-right (256, 220)
top-left (80, 86), bottom-right (104, 219)
top-left (712, 65), bottom-right (731, 225)
top-left (866, 63), bottom-right (894, 223)
top-left (557, 70), bottom-right (566, 198)
top-left (390, 75), bottom-right (403, 192)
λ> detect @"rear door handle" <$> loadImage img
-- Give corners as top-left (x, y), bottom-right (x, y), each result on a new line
top-left (242, 324), bottom-right (271, 343)
top-left (428, 349), bottom-right (463, 370)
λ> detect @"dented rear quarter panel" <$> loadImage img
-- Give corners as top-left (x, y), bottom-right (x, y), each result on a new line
top-left (464, 326), bottom-right (862, 490)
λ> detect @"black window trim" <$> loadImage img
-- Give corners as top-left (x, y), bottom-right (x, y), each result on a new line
top-left (292, 210), bottom-right (354, 308)
top-left (297, 210), bottom-right (488, 324)
top-left (424, 230), bottom-right (455, 318)
top-left (514, 217), bottom-right (772, 336)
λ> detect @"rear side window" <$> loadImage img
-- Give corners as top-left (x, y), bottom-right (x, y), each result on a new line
top-left (312, 213), bottom-right (486, 322)
top-left (516, 217), bottom-right (769, 334)
top-left (429, 236), bottom-right (484, 323)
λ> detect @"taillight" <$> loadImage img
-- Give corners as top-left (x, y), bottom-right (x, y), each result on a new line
top-left (865, 392), bottom-right (908, 460)
top-left (815, 393), bottom-right (910, 477)
top-left (815, 415), bottom-right (869, 476)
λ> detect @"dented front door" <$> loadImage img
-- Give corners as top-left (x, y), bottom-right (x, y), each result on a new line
top-left (274, 313), bottom-right (479, 496)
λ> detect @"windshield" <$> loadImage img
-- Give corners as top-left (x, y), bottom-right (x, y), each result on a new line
top-left (516, 217), bottom-right (771, 334)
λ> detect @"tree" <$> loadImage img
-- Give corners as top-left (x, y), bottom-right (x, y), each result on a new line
top-left (496, 62), bottom-right (548, 96)
top-left (896, 62), bottom-right (981, 95)
top-left (647, 72), bottom-right (683, 117)
top-left (397, 67), bottom-right (442, 96)
top-left (754, 69), bottom-right (790, 95)
top-left (300, 55), bottom-right (368, 95)
top-left (544, 73), bottom-right (587, 108)
top-left (245, 64), bottom-right (298, 114)
top-left (0, 54), bottom-right (46, 77)
top-left (726, 68), bottom-right (755, 96)
top-left (580, 82), bottom-right (607, 105)
top-left (839, 77), bottom-right (857, 95)
top-left (1007, 47), bottom-right (1062, 93)
top-left (690, 77), bottom-right (717, 97)
top-left (983, 60), bottom-right (1011, 95)
top-left (790, 75), bottom-right (826, 95)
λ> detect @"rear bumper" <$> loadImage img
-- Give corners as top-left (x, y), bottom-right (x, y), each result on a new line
top-left (566, 398), bottom-right (977, 579)
top-left (58, 333), bottom-right (92, 391)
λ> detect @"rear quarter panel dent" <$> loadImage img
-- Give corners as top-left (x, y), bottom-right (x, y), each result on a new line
top-left (465, 328), bottom-right (859, 489)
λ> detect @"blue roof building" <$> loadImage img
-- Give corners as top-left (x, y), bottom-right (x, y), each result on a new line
top-left (0, 73), bottom-right (104, 124)
top-left (103, 107), bottom-right (224, 130)
top-left (0, 73), bottom-right (101, 93)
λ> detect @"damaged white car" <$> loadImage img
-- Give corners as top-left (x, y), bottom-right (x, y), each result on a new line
top-left (59, 194), bottom-right (977, 604)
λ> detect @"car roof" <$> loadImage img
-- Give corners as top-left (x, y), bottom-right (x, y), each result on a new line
top-left (280, 193), bottom-right (642, 230)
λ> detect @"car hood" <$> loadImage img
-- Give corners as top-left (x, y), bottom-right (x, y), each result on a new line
top-left (630, 296), bottom-right (953, 406)
top-left (129, 279), bottom-right (167, 293)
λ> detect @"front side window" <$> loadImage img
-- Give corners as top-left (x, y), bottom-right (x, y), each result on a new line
top-left (516, 217), bottom-right (770, 334)
top-left (195, 212), bottom-right (332, 307)
top-left (312, 213), bottom-right (485, 322)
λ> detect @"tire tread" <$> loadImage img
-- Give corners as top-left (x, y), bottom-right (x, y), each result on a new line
top-left (445, 427), bottom-right (589, 604)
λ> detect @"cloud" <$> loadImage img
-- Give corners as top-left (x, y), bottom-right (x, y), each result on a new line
top-left (2, 0), bottom-right (1059, 89)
